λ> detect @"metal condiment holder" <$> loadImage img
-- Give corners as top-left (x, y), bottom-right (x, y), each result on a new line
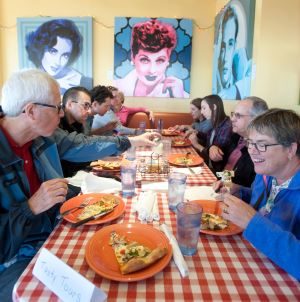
top-left (138, 152), bottom-right (170, 177)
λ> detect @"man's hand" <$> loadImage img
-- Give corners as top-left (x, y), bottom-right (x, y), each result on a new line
top-left (104, 120), bottom-right (118, 131)
top-left (209, 145), bottom-right (224, 161)
top-left (129, 132), bottom-right (161, 147)
top-left (28, 178), bottom-right (69, 215)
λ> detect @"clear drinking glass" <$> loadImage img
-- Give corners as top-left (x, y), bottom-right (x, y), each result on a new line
top-left (121, 160), bottom-right (137, 197)
top-left (168, 172), bottom-right (187, 211)
top-left (176, 202), bottom-right (202, 256)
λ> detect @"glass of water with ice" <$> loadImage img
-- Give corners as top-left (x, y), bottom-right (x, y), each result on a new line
top-left (176, 201), bottom-right (202, 256)
top-left (168, 172), bottom-right (187, 211)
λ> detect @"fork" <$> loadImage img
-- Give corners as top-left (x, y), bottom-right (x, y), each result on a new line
top-left (57, 197), bottom-right (92, 219)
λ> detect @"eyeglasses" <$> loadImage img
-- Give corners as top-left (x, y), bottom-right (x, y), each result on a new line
top-left (246, 140), bottom-right (282, 152)
top-left (72, 101), bottom-right (91, 111)
top-left (230, 112), bottom-right (253, 119)
top-left (33, 102), bottom-right (63, 114)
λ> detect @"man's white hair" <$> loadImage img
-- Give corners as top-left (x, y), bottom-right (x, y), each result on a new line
top-left (1, 69), bottom-right (60, 117)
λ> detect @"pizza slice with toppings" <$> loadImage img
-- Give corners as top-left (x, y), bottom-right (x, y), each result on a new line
top-left (201, 213), bottom-right (228, 230)
top-left (77, 196), bottom-right (118, 220)
top-left (109, 231), bottom-right (167, 274)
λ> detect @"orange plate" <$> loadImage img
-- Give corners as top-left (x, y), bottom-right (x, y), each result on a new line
top-left (171, 138), bottom-right (192, 147)
top-left (168, 153), bottom-right (203, 167)
top-left (162, 130), bottom-right (180, 136)
top-left (85, 223), bottom-right (173, 282)
top-left (60, 193), bottom-right (125, 225)
top-left (192, 200), bottom-right (243, 236)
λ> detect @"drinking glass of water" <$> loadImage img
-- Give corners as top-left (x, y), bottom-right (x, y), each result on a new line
top-left (168, 172), bottom-right (187, 211)
top-left (176, 201), bottom-right (202, 256)
top-left (121, 160), bottom-right (137, 197)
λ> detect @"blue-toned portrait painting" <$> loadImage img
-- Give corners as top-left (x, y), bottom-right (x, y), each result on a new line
top-left (114, 17), bottom-right (192, 99)
top-left (17, 17), bottom-right (93, 95)
top-left (212, 0), bottom-right (256, 100)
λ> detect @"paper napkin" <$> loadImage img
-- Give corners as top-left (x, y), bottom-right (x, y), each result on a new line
top-left (135, 150), bottom-right (155, 157)
top-left (152, 197), bottom-right (160, 221)
top-left (172, 166), bottom-right (202, 175)
top-left (67, 170), bottom-right (89, 187)
top-left (80, 172), bottom-right (121, 194)
top-left (133, 190), bottom-right (159, 222)
top-left (184, 186), bottom-right (218, 201)
top-left (141, 181), bottom-right (168, 192)
top-left (160, 223), bottom-right (189, 278)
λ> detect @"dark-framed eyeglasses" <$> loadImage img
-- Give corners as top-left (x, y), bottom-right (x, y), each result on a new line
top-left (230, 112), bottom-right (253, 119)
top-left (246, 140), bottom-right (281, 152)
top-left (23, 102), bottom-right (63, 114)
top-left (72, 100), bottom-right (91, 111)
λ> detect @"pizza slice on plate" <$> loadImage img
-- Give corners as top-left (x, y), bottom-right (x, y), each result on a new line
top-left (109, 231), bottom-right (167, 274)
top-left (90, 159), bottom-right (121, 170)
top-left (77, 195), bottom-right (118, 221)
top-left (201, 213), bottom-right (228, 230)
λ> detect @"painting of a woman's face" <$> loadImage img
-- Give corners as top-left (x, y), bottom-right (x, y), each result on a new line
top-left (132, 48), bottom-right (170, 86)
top-left (41, 36), bottom-right (73, 77)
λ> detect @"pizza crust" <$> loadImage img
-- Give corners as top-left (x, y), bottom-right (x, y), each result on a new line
top-left (109, 231), bottom-right (167, 274)
top-left (120, 247), bottom-right (167, 274)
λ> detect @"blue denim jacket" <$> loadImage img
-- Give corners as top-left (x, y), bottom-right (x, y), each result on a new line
top-left (0, 127), bottom-right (130, 269)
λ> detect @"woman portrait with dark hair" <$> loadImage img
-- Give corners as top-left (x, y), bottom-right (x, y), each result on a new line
top-left (115, 19), bottom-right (188, 98)
top-left (25, 18), bottom-right (92, 94)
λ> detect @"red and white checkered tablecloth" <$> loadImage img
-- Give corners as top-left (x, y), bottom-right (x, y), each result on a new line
top-left (13, 191), bottom-right (300, 302)
top-left (93, 143), bottom-right (217, 186)
top-left (136, 142), bottom-right (217, 186)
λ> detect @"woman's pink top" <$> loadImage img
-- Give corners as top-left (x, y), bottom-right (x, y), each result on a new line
top-left (116, 105), bottom-right (148, 125)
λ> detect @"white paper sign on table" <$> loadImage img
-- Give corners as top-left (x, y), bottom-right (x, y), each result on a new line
top-left (33, 248), bottom-right (107, 302)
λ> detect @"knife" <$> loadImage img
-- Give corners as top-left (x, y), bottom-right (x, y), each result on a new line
top-left (184, 152), bottom-right (196, 174)
top-left (185, 163), bottom-right (196, 174)
top-left (72, 207), bottom-right (116, 227)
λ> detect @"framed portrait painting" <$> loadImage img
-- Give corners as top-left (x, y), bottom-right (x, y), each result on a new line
top-left (17, 17), bottom-right (93, 95)
top-left (212, 0), bottom-right (256, 100)
top-left (114, 17), bottom-right (193, 99)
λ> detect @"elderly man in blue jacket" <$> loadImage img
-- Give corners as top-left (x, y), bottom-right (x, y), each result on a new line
top-left (0, 69), bottom-right (158, 300)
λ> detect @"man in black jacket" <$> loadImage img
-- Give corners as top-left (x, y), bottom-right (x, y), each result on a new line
top-left (212, 97), bottom-right (268, 187)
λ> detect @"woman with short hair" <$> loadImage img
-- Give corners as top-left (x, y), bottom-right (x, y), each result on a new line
top-left (221, 108), bottom-right (300, 280)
